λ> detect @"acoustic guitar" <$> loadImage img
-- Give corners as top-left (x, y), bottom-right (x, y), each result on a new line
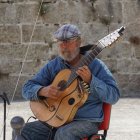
top-left (30, 26), bottom-right (125, 127)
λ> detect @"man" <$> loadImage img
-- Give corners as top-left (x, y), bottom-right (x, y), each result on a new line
top-left (21, 24), bottom-right (120, 140)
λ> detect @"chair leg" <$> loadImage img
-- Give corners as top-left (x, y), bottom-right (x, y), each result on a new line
top-left (102, 130), bottom-right (107, 140)
top-left (89, 135), bottom-right (100, 140)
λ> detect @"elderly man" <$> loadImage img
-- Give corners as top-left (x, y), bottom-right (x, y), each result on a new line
top-left (21, 24), bottom-right (120, 140)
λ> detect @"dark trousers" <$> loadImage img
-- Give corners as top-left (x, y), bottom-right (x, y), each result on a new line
top-left (21, 120), bottom-right (100, 140)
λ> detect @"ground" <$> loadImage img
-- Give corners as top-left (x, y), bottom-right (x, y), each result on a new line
top-left (0, 98), bottom-right (140, 140)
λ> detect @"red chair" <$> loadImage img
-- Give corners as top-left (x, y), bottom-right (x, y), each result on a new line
top-left (83, 103), bottom-right (112, 140)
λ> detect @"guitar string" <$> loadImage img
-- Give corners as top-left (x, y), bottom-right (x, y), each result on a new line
top-left (0, 0), bottom-right (45, 138)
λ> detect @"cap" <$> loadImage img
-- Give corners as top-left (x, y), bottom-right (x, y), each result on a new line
top-left (54, 24), bottom-right (81, 41)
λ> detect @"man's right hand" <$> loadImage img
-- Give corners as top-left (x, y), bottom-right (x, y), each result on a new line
top-left (38, 85), bottom-right (61, 100)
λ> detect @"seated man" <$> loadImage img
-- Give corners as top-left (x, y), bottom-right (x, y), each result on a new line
top-left (21, 24), bottom-right (120, 140)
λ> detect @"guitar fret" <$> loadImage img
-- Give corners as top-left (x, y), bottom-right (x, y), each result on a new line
top-left (89, 52), bottom-right (96, 58)
top-left (88, 53), bottom-right (93, 60)
top-left (83, 58), bottom-right (90, 65)
top-left (92, 49), bottom-right (99, 56)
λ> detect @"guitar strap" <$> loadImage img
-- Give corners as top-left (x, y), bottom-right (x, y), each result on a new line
top-left (80, 44), bottom-right (97, 54)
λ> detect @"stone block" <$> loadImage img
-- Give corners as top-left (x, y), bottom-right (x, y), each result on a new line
top-left (0, 25), bottom-right (20, 43)
top-left (115, 73), bottom-right (130, 88)
top-left (16, 3), bottom-right (39, 23)
top-left (22, 24), bottom-right (58, 43)
top-left (117, 58), bottom-right (140, 73)
top-left (124, 22), bottom-right (140, 42)
top-left (0, 57), bottom-right (21, 74)
top-left (0, 0), bottom-right (14, 3)
top-left (13, 0), bottom-right (49, 2)
top-left (114, 42), bottom-right (134, 59)
top-left (117, 73), bottom-right (140, 97)
top-left (122, 0), bottom-right (140, 24)
top-left (0, 44), bottom-right (50, 60)
top-left (25, 44), bottom-right (50, 60)
top-left (0, 44), bottom-right (50, 74)
top-left (14, 0), bottom-right (28, 3)
top-left (0, 3), bottom-right (17, 24)
top-left (128, 74), bottom-right (140, 93)
top-left (114, 73), bottom-right (130, 97)
top-left (102, 59), bottom-right (117, 74)
top-left (98, 46), bottom-right (116, 59)
top-left (0, 75), bottom-right (31, 100)
top-left (41, 1), bottom-right (97, 24)
top-left (78, 22), bottom-right (107, 45)
top-left (0, 3), bottom-right (7, 23)
top-left (94, 0), bottom-right (123, 25)
top-left (0, 44), bottom-right (27, 59)
top-left (21, 59), bottom-right (48, 74)
top-left (0, 57), bottom-right (46, 76)
top-left (5, 4), bottom-right (17, 24)
top-left (134, 46), bottom-right (140, 59)
top-left (22, 25), bottom-right (46, 43)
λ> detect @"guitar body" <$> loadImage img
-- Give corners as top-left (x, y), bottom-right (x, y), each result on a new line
top-left (30, 69), bottom-right (88, 127)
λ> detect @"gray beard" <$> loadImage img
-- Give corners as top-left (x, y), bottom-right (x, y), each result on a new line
top-left (59, 48), bottom-right (80, 62)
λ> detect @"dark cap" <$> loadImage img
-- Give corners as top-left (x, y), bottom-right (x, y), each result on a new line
top-left (54, 24), bottom-right (81, 41)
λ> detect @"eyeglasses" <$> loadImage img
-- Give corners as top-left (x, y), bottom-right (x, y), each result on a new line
top-left (57, 37), bottom-right (79, 46)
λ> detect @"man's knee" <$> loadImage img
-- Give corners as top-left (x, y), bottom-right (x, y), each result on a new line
top-left (54, 126), bottom-right (74, 139)
top-left (21, 121), bottom-right (52, 140)
top-left (55, 127), bottom-right (66, 138)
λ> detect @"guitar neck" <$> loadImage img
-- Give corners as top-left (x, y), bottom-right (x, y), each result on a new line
top-left (77, 44), bottom-right (103, 67)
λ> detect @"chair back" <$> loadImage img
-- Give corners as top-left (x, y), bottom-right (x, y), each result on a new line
top-left (99, 103), bottom-right (112, 130)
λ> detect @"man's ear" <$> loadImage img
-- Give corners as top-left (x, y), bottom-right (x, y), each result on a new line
top-left (77, 38), bottom-right (82, 46)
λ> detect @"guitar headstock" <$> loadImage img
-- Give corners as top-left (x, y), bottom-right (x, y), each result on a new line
top-left (98, 26), bottom-right (125, 48)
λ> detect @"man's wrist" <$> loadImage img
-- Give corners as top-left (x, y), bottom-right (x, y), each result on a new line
top-left (38, 87), bottom-right (46, 97)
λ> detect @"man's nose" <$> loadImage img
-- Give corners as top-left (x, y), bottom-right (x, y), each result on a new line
top-left (61, 42), bottom-right (68, 48)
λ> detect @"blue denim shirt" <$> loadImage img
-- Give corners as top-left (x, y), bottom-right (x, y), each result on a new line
top-left (22, 57), bottom-right (120, 122)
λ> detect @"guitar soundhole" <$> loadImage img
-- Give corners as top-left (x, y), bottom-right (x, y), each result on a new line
top-left (57, 80), bottom-right (67, 91)
top-left (68, 98), bottom-right (75, 105)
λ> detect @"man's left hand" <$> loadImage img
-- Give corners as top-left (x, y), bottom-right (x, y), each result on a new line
top-left (76, 65), bottom-right (92, 84)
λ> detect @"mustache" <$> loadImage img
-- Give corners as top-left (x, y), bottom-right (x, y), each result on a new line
top-left (62, 51), bottom-right (70, 53)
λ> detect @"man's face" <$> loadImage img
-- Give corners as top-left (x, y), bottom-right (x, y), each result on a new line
top-left (57, 37), bottom-right (81, 62)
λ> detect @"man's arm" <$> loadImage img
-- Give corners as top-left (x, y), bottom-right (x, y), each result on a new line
top-left (89, 59), bottom-right (120, 104)
top-left (22, 64), bottom-right (52, 100)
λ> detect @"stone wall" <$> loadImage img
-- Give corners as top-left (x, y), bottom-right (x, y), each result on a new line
top-left (0, 0), bottom-right (140, 100)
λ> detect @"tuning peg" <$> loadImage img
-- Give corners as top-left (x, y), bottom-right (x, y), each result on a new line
top-left (85, 88), bottom-right (90, 92)
top-left (82, 82), bottom-right (87, 85)
top-left (81, 81), bottom-right (84, 84)
top-left (84, 85), bottom-right (89, 88)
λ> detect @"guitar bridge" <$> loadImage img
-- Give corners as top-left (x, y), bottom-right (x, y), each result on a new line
top-left (56, 114), bottom-right (64, 121)
top-left (43, 100), bottom-right (50, 108)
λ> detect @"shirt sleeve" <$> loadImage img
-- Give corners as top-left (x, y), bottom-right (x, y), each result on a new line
top-left (89, 59), bottom-right (120, 104)
top-left (22, 63), bottom-right (52, 100)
